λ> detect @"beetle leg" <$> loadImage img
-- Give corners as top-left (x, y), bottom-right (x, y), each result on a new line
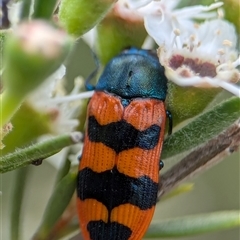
top-left (159, 160), bottom-right (164, 170)
top-left (166, 110), bottom-right (172, 135)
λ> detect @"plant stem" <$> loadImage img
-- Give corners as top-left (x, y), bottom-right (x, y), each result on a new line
top-left (0, 132), bottom-right (82, 173)
top-left (159, 120), bottom-right (240, 199)
top-left (146, 211), bottom-right (240, 238)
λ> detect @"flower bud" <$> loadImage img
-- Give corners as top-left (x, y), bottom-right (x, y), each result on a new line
top-left (1, 20), bottom-right (72, 127)
top-left (59, 0), bottom-right (115, 37)
top-left (4, 20), bottom-right (72, 96)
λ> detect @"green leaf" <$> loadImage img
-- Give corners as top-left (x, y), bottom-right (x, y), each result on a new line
top-left (162, 97), bottom-right (240, 159)
top-left (10, 167), bottom-right (29, 240)
top-left (20, 0), bottom-right (33, 19)
top-left (33, 0), bottom-right (58, 19)
top-left (32, 170), bottom-right (77, 240)
top-left (0, 132), bottom-right (82, 173)
top-left (0, 32), bottom-right (7, 67)
top-left (223, 0), bottom-right (240, 34)
top-left (54, 158), bottom-right (71, 185)
top-left (166, 83), bottom-right (221, 127)
top-left (160, 183), bottom-right (194, 202)
top-left (146, 211), bottom-right (240, 238)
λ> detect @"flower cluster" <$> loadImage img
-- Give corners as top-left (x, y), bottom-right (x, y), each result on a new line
top-left (113, 0), bottom-right (240, 96)
top-left (28, 65), bottom-right (94, 133)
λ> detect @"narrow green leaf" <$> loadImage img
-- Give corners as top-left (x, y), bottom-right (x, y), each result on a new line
top-left (33, 0), bottom-right (58, 19)
top-left (32, 170), bottom-right (77, 240)
top-left (54, 158), bottom-right (71, 185)
top-left (146, 211), bottom-right (240, 238)
top-left (162, 97), bottom-right (240, 159)
top-left (20, 0), bottom-right (33, 19)
top-left (160, 183), bottom-right (194, 202)
top-left (0, 132), bottom-right (82, 173)
top-left (0, 32), bottom-right (7, 64)
top-left (10, 167), bottom-right (29, 240)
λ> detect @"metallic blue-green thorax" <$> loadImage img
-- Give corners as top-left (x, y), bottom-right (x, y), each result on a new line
top-left (95, 48), bottom-right (168, 101)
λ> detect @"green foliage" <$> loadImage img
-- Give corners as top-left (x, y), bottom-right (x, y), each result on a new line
top-left (166, 83), bottom-right (221, 127)
top-left (0, 32), bottom-right (7, 65)
top-left (162, 97), bottom-right (240, 159)
top-left (10, 167), bottom-right (29, 240)
top-left (0, 132), bottom-right (82, 173)
top-left (223, 0), bottom-right (240, 34)
top-left (33, 0), bottom-right (58, 19)
top-left (33, 170), bottom-right (77, 240)
top-left (146, 211), bottom-right (240, 238)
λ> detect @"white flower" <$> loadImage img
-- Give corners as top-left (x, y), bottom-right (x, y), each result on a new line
top-left (7, 1), bottom-right (22, 26)
top-left (28, 66), bottom-right (94, 133)
top-left (140, 1), bottom-right (223, 46)
top-left (126, 0), bottom-right (153, 9)
top-left (113, 0), bottom-right (239, 96)
top-left (137, 0), bottom-right (240, 96)
top-left (155, 18), bottom-right (240, 96)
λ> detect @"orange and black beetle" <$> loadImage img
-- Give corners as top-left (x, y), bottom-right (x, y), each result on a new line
top-left (77, 48), bottom-right (171, 240)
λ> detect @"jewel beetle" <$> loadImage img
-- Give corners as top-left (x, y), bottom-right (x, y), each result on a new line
top-left (77, 47), bottom-right (171, 240)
